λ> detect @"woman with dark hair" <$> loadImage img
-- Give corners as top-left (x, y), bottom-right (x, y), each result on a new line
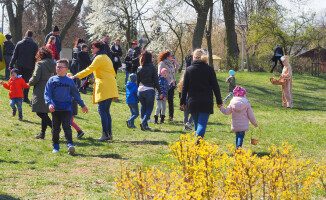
top-left (29, 47), bottom-right (56, 139)
top-left (137, 51), bottom-right (162, 131)
top-left (72, 40), bottom-right (119, 141)
top-left (157, 51), bottom-right (178, 121)
top-left (180, 49), bottom-right (222, 140)
top-left (71, 38), bottom-right (86, 87)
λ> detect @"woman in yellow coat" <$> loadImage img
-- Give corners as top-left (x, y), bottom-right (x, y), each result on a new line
top-left (72, 40), bottom-right (118, 142)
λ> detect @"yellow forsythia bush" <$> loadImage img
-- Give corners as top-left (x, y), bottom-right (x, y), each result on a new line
top-left (113, 133), bottom-right (326, 199)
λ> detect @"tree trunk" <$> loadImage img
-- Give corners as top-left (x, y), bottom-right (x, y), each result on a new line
top-left (43, 0), bottom-right (55, 36)
top-left (222, 0), bottom-right (239, 70)
top-left (59, 0), bottom-right (83, 42)
top-left (206, 4), bottom-right (213, 67)
top-left (191, 0), bottom-right (213, 50)
top-left (5, 0), bottom-right (25, 43)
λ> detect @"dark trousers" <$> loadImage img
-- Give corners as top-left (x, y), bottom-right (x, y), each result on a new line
top-left (37, 112), bottom-right (52, 133)
top-left (4, 55), bottom-right (12, 81)
top-left (271, 56), bottom-right (283, 73)
top-left (113, 62), bottom-right (120, 76)
top-left (20, 68), bottom-right (33, 101)
top-left (167, 87), bottom-right (175, 118)
top-left (51, 111), bottom-right (73, 145)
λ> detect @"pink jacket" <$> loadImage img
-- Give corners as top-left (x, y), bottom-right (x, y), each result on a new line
top-left (219, 97), bottom-right (257, 132)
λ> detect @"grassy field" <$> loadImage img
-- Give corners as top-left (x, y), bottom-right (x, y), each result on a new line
top-left (0, 69), bottom-right (325, 199)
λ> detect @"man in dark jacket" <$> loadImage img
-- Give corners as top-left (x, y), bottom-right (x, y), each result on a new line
top-left (131, 41), bottom-right (141, 73)
top-left (103, 36), bottom-right (112, 61)
top-left (270, 44), bottom-right (284, 73)
top-left (10, 30), bottom-right (38, 103)
top-left (44, 26), bottom-right (61, 59)
top-left (4, 34), bottom-right (15, 81)
top-left (184, 49), bottom-right (193, 68)
top-left (111, 38), bottom-right (123, 75)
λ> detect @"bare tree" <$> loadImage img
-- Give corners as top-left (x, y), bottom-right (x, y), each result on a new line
top-left (183, 0), bottom-right (213, 50)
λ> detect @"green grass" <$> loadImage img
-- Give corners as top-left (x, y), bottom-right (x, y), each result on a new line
top-left (0, 69), bottom-right (325, 199)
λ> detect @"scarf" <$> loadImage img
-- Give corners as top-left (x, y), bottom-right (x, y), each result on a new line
top-left (92, 50), bottom-right (107, 60)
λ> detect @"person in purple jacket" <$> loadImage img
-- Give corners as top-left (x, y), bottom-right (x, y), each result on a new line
top-left (44, 59), bottom-right (88, 155)
top-left (125, 73), bottom-right (139, 128)
top-left (154, 68), bottom-right (174, 124)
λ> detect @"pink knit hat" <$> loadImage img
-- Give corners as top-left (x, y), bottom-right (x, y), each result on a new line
top-left (161, 68), bottom-right (168, 75)
top-left (233, 86), bottom-right (247, 97)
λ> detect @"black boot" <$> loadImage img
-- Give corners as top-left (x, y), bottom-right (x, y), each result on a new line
top-left (160, 115), bottom-right (165, 124)
top-left (154, 115), bottom-right (159, 124)
top-left (35, 132), bottom-right (45, 139)
top-left (97, 132), bottom-right (110, 142)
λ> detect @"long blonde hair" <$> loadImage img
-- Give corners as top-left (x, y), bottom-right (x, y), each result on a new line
top-left (178, 71), bottom-right (186, 93)
top-left (47, 36), bottom-right (56, 45)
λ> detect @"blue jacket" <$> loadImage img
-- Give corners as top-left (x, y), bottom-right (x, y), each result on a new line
top-left (126, 81), bottom-right (139, 104)
top-left (156, 76), bottom-right (173, 100)
top-left (44, 75), bottom-right (85, 111)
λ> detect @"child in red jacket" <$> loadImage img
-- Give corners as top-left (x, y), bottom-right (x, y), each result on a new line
top-left (0, 68), bottom-right (30, 120)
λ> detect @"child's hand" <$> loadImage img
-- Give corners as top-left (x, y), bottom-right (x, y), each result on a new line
top-left (163, 97), bottom-right (166, 101)
top-left (82, 106), bottom-right (88, 113)
top-left (0, 81), bottom-right (4, 85)
top-left (254, 124), bottom-right (258, 128)
top-left (159, 94), bottom-right (163, 99)
top-left (49, 104), bottom-right (55, 112)
top-left (217, 104), bottom-right (223, 108)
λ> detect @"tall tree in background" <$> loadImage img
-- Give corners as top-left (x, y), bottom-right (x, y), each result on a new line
top-left (183, 0), bottom-right (213, 50)
top-left (2, 0), bottom-right (30, 43)
top-left (206, 4), bottom-right (213, 67)
top-left (222, 0), bottom-right (239, 70)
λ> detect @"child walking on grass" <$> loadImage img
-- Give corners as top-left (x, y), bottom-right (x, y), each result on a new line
top-left (154, 68), bottom-right (174, 124)
top-left (0, 68), bottom-right (30, 120)
top-left (219, 86), bottom-right (258, 149)
top-left (223, 70), bottom-right (236, 104)
top-left (45, 59), bottom-right (88, 155)
top-left (126, 73), bottom-right (139, 128)
top-left (71, 100), bottom-right (85, 138)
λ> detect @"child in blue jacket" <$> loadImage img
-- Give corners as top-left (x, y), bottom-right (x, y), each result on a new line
top-left (44, 59), bottom-right (88, 155)
top-left (154, 68), bottom-right (174, 124)
top-left (126, 73), bottom-right (139, 128)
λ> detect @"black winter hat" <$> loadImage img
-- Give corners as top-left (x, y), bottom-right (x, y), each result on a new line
top-left (5, 34), bottom-right (12, 40)
top-left (10, 68), bottom-right (19, 75)
top-left (53, 26), bottom-right (59, 32)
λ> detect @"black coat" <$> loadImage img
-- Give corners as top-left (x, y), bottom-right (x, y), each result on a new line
top-left (4, 40), bottom-right (15, 56)
top-left (132, 46), bottom-right (141, 72)
top-left (104, 41), bottom-right (113, 61)
top-left (110, 45), bottom-right (122, 68)
top-left (137, 62), bottom-right (161, 94)
top-left (274, 46), bottom-right (284, 56)
top-left (78, 51), bottom-right (91, 71)
top-left (9, 37), bottom-right (38, 70)
top-left (180, 60), bottom-right (222, 114)
top-left (125, 55), bottom-right (133, 72)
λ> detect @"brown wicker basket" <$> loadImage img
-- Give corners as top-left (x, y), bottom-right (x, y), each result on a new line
top-left (250, 128), bottom-right (261, 145)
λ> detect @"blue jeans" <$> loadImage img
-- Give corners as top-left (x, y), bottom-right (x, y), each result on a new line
top-left (138, 89), bottom-right (155, 127)
top-left (192, 112), bottom-right (210, 139)
top-left (10, 98), bottom-right (23, 119)
top-left (236, 132), bottom-right (245, 149)
top-left (125, 70), bottom-right (130, 84)
top-left (128, 103), bottom-right (139, 126)
top-left (98, 98), bottom-right (112, 133)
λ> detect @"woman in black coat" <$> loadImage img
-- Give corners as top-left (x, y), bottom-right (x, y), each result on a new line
top-left (180, 49), bottom-right (222, 139)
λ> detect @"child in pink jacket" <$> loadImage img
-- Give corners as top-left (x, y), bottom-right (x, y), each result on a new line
top-left (219, 86), bottom-right (258, 149)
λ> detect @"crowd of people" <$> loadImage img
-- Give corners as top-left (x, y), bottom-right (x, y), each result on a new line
top-left (1, 25), bottom-right (294, 155)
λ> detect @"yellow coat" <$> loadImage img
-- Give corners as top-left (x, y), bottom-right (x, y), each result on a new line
top-left (76, 54), bottom-right (119, 104)
top-left (0, 33), bottom-right (6, 70)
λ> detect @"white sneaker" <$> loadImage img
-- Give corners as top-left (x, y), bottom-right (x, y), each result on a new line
top-left (147, 119), bottom-right (155, 123)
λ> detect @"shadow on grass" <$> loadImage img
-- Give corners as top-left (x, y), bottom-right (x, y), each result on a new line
top-left (252, 151), bottom-right (271, 157)
top-left (74, 153), bottom-right (127, 160)
top-left (73, 137), bottom-right (106, 147)
top-left (0, 194), bottom-right (21, 200)
top-left (0, 159), bottom-right (20, 164)
top-left (110, 140), bottom-right (169, 145)
top-left (21, 120), bottom-right (40, 125)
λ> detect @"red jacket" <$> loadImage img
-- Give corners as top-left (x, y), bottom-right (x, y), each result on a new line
top-left (46, 43), bottom-right (59, 60)
top-left (3, 77), bottom-right (30, 99)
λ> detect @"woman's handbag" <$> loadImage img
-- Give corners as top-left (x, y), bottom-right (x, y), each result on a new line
top-left (250, 127), bottom-right (261, 145)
